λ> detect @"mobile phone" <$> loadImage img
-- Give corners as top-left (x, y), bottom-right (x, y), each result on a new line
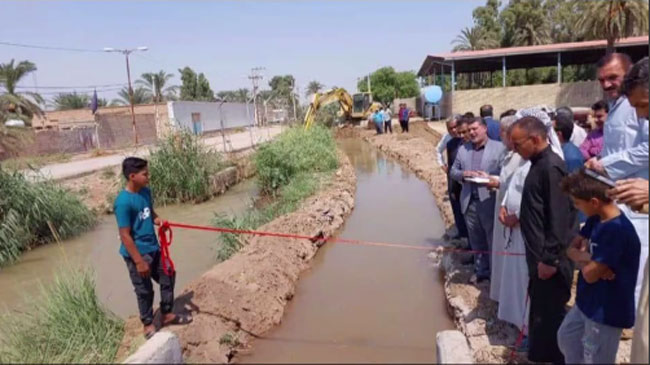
top-left (584, 168), bottom-right (616, 188)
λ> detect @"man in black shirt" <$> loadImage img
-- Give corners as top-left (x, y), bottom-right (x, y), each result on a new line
top-left (446, 117), bottom-right (468, 240)
top-left (510, 116), bottom-right (578, 364)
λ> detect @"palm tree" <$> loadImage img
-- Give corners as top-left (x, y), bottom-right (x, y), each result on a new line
top-left (0, 59), bottom-right (44, 126)
top-left (111, 86), bottom-right (151, 106)
top-left (53, 92), bottom-right (90, 110)
top-left (578, 0), bottom-right (649, 54)
top-left (136, 70), bottom-right (178, 103)
top-left (452, 27), bottom-right (499, 51)
top-left (305, 80), bottom-right (324, 97)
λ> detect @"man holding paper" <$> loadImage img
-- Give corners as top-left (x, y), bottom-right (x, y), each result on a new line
top-left (450, 117), bottom-right (506, 283)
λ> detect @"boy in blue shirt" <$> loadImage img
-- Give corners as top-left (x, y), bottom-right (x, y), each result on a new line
top-left (115, 157), bottom-right (189, 339)
top-left (557, 169), bottom-right (640, 364)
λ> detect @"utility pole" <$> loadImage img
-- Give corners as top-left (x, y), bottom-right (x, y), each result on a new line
top-left (248, 67), bottom-right (264, 126)
top-left (291, 79), bottom-right (298, 122)
top-left (367, 74), bottom-right (371, 95)
top-left (104, 46), bottom-right (148, 145)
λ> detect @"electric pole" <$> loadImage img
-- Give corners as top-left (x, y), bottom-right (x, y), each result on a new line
top-left (248, 67), bottom-right (265, 126)
top-left (104, 46), bottom-right (148, 145)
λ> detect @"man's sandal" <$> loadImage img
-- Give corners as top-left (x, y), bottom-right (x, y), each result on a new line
top-left (144, 329), bottom-right (156, 340)
top-left (162, 313), bottom-right (193, 327)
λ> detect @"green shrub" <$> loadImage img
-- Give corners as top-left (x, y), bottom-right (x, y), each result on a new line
top-left (254, 125), bottom-right (338, 194)
top-left (148, 130), bottom-right (224, 205)
top-left (0, 269), bottom-right (124, 363)
top-left (0, 169), bottom-right (96, 266)
top-left (214, 172), bottom-right (331, 262)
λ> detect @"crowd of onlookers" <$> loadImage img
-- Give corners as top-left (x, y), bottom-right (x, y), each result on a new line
top-left (436, 53), bottom-right (648, 364)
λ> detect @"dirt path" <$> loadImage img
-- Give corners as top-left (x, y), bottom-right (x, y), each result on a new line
top-left (61, 149), bottom-right (256, 214)
top-left (116, 151), bottom-right (356, 363)
top-left (361, 122), bottom-right (632, 363)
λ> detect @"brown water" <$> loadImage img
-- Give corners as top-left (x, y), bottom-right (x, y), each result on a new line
top-left (0, 179), bottom-right (258, 319)
top-left (241, 139), bottom-right (452, 363)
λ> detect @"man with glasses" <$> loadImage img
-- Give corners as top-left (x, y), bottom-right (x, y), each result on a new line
top-left (509, 116), bottom-right (578, 364)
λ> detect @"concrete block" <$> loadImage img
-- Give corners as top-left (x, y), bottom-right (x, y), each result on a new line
top-left (436, 330), bottom-right (473, 364)
top-left (123, 331), bottom-right (183, 364)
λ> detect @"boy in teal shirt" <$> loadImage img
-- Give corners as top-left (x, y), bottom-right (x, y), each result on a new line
top-left (115, 157), bottom-right (189, 339)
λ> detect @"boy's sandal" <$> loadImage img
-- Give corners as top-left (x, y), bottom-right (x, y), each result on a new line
top-left (163, 313), bottom-right (193, 326)
top-left (144, 329), bottom-right (156, 340)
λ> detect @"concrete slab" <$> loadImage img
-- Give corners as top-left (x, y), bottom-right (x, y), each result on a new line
top-left (436, 330), bottom-right (474, 364)
top-left (123, 331), bottom-right (183, 364)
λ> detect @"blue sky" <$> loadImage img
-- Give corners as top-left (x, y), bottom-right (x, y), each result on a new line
top-left (1, 0), bottom-right (482, 104)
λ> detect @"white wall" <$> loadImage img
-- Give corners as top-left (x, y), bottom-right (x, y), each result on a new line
top-left (168, 101), bottom-right (254, 133)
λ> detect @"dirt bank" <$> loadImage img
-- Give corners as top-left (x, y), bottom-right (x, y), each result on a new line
top-left (61, 150), bottom-right (256, 214)
top-left (116, 150), bottom-right (356, 363)
top-left (363, 122), bottom-right (631, 364)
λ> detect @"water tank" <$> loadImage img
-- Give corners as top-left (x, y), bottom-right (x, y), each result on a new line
top-left (422, 85), bottom-right (443, 104)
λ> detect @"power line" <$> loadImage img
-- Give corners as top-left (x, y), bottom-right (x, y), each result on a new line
top-left (16, 83), bottom-right (127, 90)
top-left (37, 87), bottom-right (124, 95)
top-left (0, 41), bottom-right (104, 53)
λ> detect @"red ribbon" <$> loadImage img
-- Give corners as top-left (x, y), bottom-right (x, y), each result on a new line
top-left (158, 221), bottom-right (175, 276)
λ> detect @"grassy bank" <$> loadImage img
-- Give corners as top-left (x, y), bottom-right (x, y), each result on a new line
top-left (214, 125), bottom-right (338, 261)
top-left (0, 169), bottom-right (96, 266)
top-left (0, 269), bottom-right (124, 363)
top-left (147, 130), bottom-right (225, 205)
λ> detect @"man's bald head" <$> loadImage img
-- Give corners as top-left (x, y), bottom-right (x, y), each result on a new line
top-left (509, 116), bottom-right (548, 160)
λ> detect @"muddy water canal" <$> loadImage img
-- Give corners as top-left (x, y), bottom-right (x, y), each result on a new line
top-left (241, 139), bottom-right (453, 363)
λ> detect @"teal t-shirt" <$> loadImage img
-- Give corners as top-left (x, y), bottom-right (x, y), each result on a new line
top-left (114, 187), bottom-right (159, 258)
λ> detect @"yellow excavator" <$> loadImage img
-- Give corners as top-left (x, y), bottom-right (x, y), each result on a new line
top-left (303, 88), bottom-right (382, 130)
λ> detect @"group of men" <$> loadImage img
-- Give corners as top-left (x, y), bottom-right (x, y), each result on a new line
top-left (371, 103), bottom-right (411, 134)
top-left (437, 53), bottom-right (649, 364)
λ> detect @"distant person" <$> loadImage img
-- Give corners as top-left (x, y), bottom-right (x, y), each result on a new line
top-left (450, 117), bottom-right (506, 283)
top-left (499, 108), bottom-right (517, 120)
top-left (480, 104), bottom-right (501, 141)
top-left (114, 157), bottom-right (191, 339)
top-left (455, 116), bottom-right (470, 143)
top-left (558, 169), bottom-right (640, 364)
top-left (383, 105), bottom-right (393, 134)
top-left (372, 109), bottom-right (384, 134)
top-left (555, 106), bottom-right (587, 148)
top-left (553, 108), bottom-right (585, 173)
top-left (510, 116), bottom-right (578, 364)
top-left (436, 116), bottom-right (459, 173)
top-left (585, 53), bottom-right (648, 308)
top-left (580, 100), bottom-right (608, 160)
top-left (462, 111), bottom-right (474, 121)
top-left (398, 103), bottom-right (410, 133)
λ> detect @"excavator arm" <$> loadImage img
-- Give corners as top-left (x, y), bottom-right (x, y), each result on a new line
top-left (303, 88), bottom-right (354, 130)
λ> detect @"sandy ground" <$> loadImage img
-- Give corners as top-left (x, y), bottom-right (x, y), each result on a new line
top-left (115, 151), bottom-right (357, 363)
top-left (361, 122), bottom-right (632, 364)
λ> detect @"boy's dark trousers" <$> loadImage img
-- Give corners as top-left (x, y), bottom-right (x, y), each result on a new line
top-left (124, 250), bottom-right (176, 325)
top-left (384, 121), bottom-right (392, 133)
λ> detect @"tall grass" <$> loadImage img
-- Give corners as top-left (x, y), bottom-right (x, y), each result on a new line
top-left (254, 124), bottom-right (338, 194)
top-left (0, 169), bottom-right (96, 266)
top-left (148, 130), bottom-right (224, 205)
top-left (214, 125), bottom-right (338, 261)
top-left (0, 269), bottom-right (124, 363)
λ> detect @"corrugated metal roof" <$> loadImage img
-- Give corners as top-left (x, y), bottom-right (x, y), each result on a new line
top-left (431, 36), bottom-right (648, 61)
top-left (418, 36), bottom-right (649, 76)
